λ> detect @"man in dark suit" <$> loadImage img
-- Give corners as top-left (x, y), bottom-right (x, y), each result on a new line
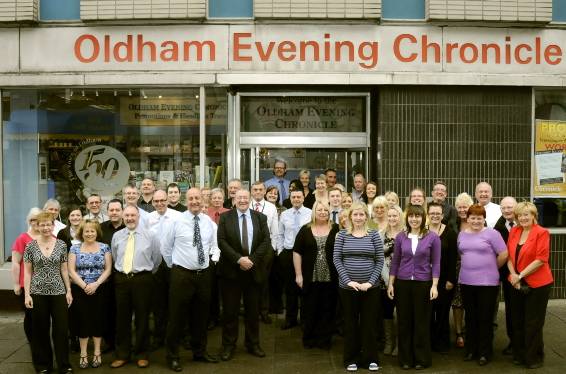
top-left (494, 196), bottom-right (517, 356)
top-left (217, 189), bottom-right (270, 361)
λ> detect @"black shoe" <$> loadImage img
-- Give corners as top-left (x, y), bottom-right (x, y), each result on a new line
top-left (415, 364), bottom-right (425, 370)
top-left (401, 364), bottom-right (411, 370)
top-left (260, 312), bottom-right (272, 324)
top-left (220, 347), bottom-right (234, 361)
top-left (247, 345), bottom-right (266, 358)
top-left (502, 344), bottom-right (513, 355)
top-left (478, 357), bottom-right (488, 366)
top-left (207, 320), bottom-right (217, 331)
top-left (527, 362), bottom-right (543, 369)
top-left (194, 353), bottom-right (219, 363)
top-left (513, 359), bottom-right (525, 366)
top-left (59, 368), bottom-right (73, 374)
top-left (168, 360), bottom-right (182, 372)
top-left (281, 320), bottom-right (298, 330)
top-left (37, 371), bottom-right (50, 374)
top-left (463, 353), bottom-right (474, 361)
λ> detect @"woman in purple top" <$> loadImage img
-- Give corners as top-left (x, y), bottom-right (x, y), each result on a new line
top-left (388, 204), bottom-right (440, 370)
top-left (458, 204), bottom-right (508, 366)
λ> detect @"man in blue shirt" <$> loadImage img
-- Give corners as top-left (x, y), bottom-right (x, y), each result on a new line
top-left (276, 189), bottom-right (312, 329)
top-left (264, 159), bottom-right (291, 205)
top-left (160, 188), bottom-right (220, 371)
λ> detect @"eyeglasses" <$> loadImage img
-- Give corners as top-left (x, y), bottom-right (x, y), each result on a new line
top-left (428, 212), bottom-right (443, 216)
top-left (153, 199), bottom-right (167, 203)
top-left (38, 223), bottom-right (53, 228)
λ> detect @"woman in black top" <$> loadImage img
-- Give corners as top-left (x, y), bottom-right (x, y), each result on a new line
top-left (293, 200), bottom-right (340, 349)
top-left (57, 206), bottom-right (83, 251)
top-left (24, 211), bottom-right (73, 374)
top-left (299, 169), bottom-right (315, 209)
top-left (427, 202), bottom-right (458, 353)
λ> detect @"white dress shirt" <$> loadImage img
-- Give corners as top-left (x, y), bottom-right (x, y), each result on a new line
top-left (277, 206), bottom-right (312, 254)
top-left (250, 199), bottom-right (279, 250)
top-left (484, 202), bottom-right (502, 229)
top-left (147, 208), bottom-right (183, 238)
top-left (160, 211), bottom-right (220, 269)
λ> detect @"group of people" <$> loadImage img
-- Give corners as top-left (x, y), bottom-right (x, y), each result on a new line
top-left (10, 160), bottom-right (554, 373)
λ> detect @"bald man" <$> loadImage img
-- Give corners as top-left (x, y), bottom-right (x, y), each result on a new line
top-left (475, 182), bottom-right (502, 228)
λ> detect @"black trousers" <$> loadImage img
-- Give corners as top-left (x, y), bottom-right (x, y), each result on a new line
top-left (166, 265), bottom-right (211, 361)
top-left (71, 282), bottom-right (107, 338)
top-left (114, 271), bottom-right (153, 360)
top-left (302, 281), bottom-right (337, 348)
top-left (502, 279), bottom-right (514, 343)
top-left (461, 284), bottom-right (499, 360)
top-left (152, 262), bottom-right (170, 345)
top-left (260, 249), bottom-right (275, 314)
top-left (395, 279), bottom-right (433, 368)
top-left (103, 272), bottom-right (116, 349)
top-left (279, 249), bottom-right (300, 322)
top-left (339, 287), bottom-right (380, 367)
top-left (19, 292), bottom-right (33, 343)
top-left (220, 272), bottom-right (261, 348)
top-left (208, 259), bottom-right (220, 324)
top-left (510, 283), bottom-right (552, 366)
top-left (269, 253), bottom-right (284, 314)
top-left (31, 294), bottom-right (70, 372)
top-left (431, 283), bottom-right (454, 352)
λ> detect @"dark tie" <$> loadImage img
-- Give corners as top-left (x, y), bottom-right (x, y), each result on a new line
top-left (241, 214), bottom-right (250, 256)
top-left (332, 211), bottom-right (338, 223)
top-left (508, 221), bottom-right (514, 231)
top-left (279, 180), bottom-right (286, 203)
top-left (193, 215), bottom-right (205, 266)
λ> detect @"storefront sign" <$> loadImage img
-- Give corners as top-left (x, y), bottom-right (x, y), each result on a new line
top-left (119, 96), bottom-right (227, 126)
top-left (534, 120), bottom-right (566, 197)
top-left (8, 25), bottom-right (566, 74)
top-left (241, 96), bottom-right (365, 132)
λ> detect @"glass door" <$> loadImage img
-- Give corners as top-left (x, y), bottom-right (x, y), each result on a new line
top-left (240, 147), bottom-right (367, 192)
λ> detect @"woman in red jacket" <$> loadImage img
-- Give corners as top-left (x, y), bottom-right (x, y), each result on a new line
top-left (507, 202), bottom-right (553, 369)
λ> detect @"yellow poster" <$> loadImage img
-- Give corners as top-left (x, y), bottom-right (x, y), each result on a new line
top-left (534, 120), bottom-right (566, 197)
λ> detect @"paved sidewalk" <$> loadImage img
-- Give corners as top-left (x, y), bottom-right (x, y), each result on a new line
top-left (0, 300), bottom-right (564, 374)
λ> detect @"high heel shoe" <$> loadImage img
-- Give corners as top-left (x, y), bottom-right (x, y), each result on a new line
top-left (79, 355), bottom-right (89, 369)
top-left (91, 353), bottom-right (102, 368)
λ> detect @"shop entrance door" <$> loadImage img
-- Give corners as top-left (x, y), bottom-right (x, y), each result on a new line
top-left (240, 147), bottom-right (367, 192)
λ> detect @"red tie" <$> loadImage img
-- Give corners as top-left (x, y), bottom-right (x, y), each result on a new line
top-left (255, 202), bottom-right (261, 211)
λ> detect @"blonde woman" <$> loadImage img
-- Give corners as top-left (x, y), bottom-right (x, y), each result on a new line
top-left (342, 193), bottom-right (353, 210)
top-left (452, 192), bottom-right (474, 348)
top-left (12, 207), bottom-right (42, 343)
top-left (384, 191), bottom-right (399, 208)
top-left (293, 200), bottom-right (340, 349)
top-left (313, 174), bottom-right (328, 202)
top-left (24, 212), bottom-right (73, 374)
top-left (379, 205), bottom-right (404, 356)
top-left (68, 220), bottom-right (112, 369)
top-left (369, 196), bottom-right (388, 231)
top-left (333, 202), bottom-right (384, 372)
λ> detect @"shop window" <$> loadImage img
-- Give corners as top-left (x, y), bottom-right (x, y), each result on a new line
top-left (240, 95), bottom-right (367, 132)
top-left (209, 0), bottom-right (253, 18)
top-left (382, 0), bottom-right (425, 20)
top-left (1, 88), bottom-right (227, 259)
top-left (534, 89), bottom-right (566, 227)
top-left (40, 0), bottom-right (80, 20)
top-left (554, 0), bottom-right (566, 22)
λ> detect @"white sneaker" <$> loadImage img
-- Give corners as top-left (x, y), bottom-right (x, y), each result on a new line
top-left (346, 364), bottom-right (358, 371)
top-left (369, 363), bottom-right (380, 371)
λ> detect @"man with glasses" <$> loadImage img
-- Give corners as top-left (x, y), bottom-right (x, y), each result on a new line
top-left (431, 181), bottom-right (457, 232)
top-left (85, 194), bottom-right (109, 223)
top-left (264, 159), bottom-right (291, 205)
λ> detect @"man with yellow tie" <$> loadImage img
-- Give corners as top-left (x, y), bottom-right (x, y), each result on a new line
top-left (110, 205), bottom-right (161, 369)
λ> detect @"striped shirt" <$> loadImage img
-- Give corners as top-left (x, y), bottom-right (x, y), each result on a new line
top-left (333, 229), bottom-right (384, 290)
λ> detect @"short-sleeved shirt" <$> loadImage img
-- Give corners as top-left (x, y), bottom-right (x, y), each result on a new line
top-left (12, 232), bottom-right (33, 287)
top-left (70, 242), bottom-right (111, 284)
top-left (23, 239), bottom-right (68, 295)
top-left (458, 228), bottom-right (506, 286)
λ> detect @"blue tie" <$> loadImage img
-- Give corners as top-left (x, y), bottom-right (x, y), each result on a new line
top-left (193, 215), bottom-right (205, 266)
top-left (279, 180), bottom-right (286, 204)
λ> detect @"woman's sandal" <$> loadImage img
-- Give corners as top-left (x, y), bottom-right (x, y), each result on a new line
top-left (456, 333), bottom-right (465, 348)
top-left (91, 353), bottom-right (102, 368)
top-left (79, 355), bottom-right (89, 369)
